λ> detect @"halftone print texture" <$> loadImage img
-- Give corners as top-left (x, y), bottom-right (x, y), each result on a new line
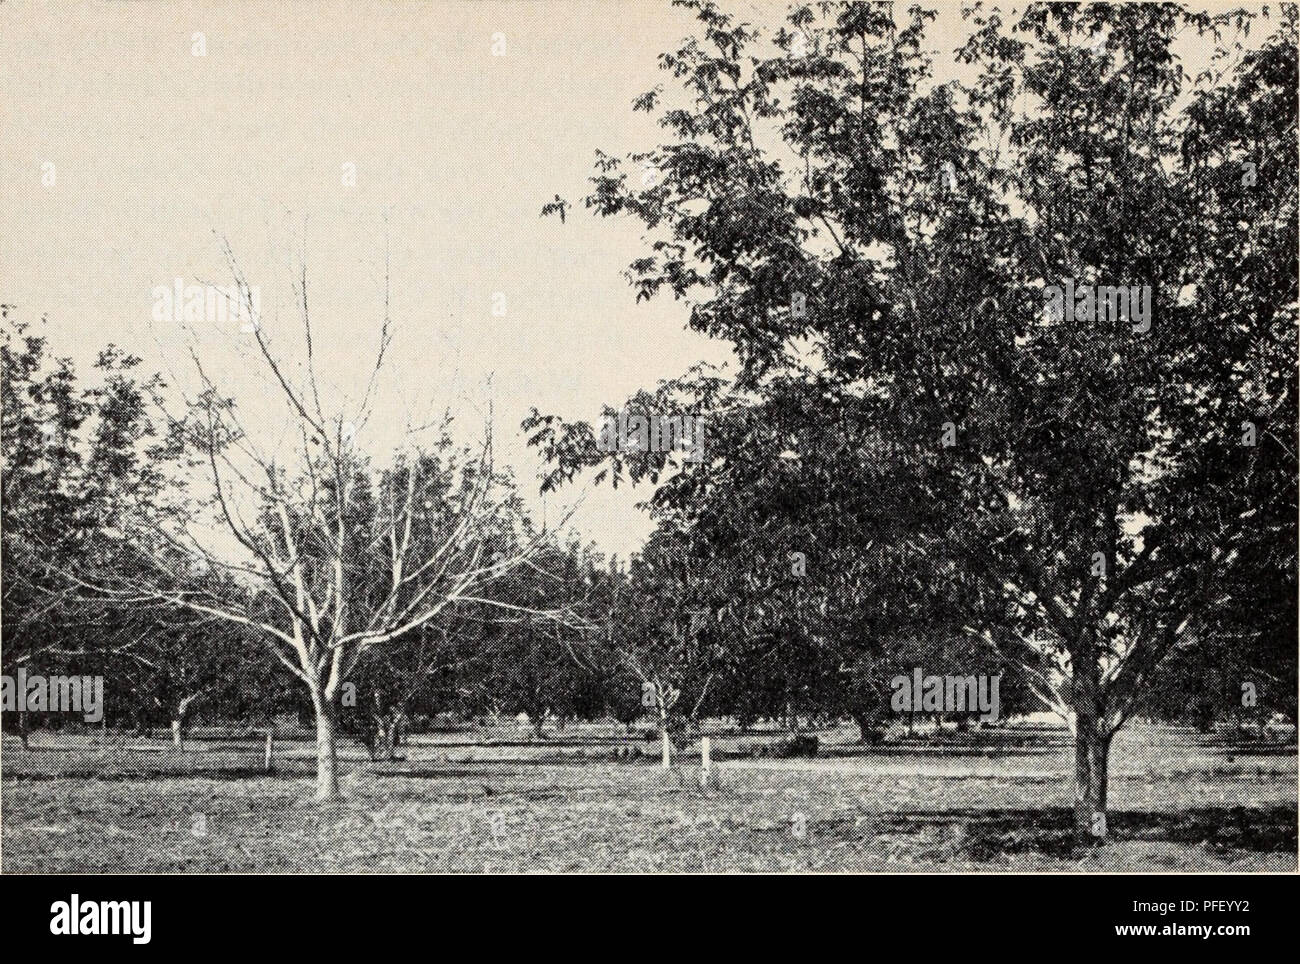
top-left (1, 0), bottom-right (1296, 874)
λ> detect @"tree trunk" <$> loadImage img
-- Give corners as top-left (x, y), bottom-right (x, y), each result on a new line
top-left (1074, 724), bottom-right (1111, 839)
top-left (1072, 653), bottom-right (1111, 840)
top-left (172, 692), bottom-right (203, 750)
top-left (314, 699), bottom-right (341, 801)
top-left (383, 712), bottom-right (400, 759)
top-left (658, 702), bottom-right (672, 769)
top-left (852, 711), bottom-right (883, 744)
top-left (13, 708), bottom-right (31, 749)
top-left (369, 715), bottom-right (393, 761)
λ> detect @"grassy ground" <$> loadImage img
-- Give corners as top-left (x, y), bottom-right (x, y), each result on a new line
top-left (2, 722), bottom-right (1294, 872)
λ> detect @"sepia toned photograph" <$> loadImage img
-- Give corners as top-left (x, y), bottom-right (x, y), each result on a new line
top-left (1, 0), bottom-right (1296, 886)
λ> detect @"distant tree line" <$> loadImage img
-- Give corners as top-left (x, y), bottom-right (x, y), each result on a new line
top-left (4, 305), bottom-right (1289, 768)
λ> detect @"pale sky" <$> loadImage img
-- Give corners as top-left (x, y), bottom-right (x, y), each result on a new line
top-left (0, 0), bottom-right (1266, 557)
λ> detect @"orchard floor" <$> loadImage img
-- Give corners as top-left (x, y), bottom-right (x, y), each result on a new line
top-left (2, 722), bottom-right (1295, 872)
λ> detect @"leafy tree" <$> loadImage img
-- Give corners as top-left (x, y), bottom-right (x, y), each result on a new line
top-left (537, 1), bottom-right (1297, 838)
top-left (2, 313), bottom-right (297, 745)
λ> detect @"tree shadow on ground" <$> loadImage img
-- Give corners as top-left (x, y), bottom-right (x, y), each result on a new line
top-left (5, 767), bottom-right (311, 782)
top-left (5, 763), bottom-right (491, 782)
top-left (881, 806), bottom-right (1298, 860)
top-left (366, 765), bottom-right (517, 781)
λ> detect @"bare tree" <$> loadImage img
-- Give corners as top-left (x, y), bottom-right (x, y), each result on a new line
top-left (59, 248), bottom-right (574, 799)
